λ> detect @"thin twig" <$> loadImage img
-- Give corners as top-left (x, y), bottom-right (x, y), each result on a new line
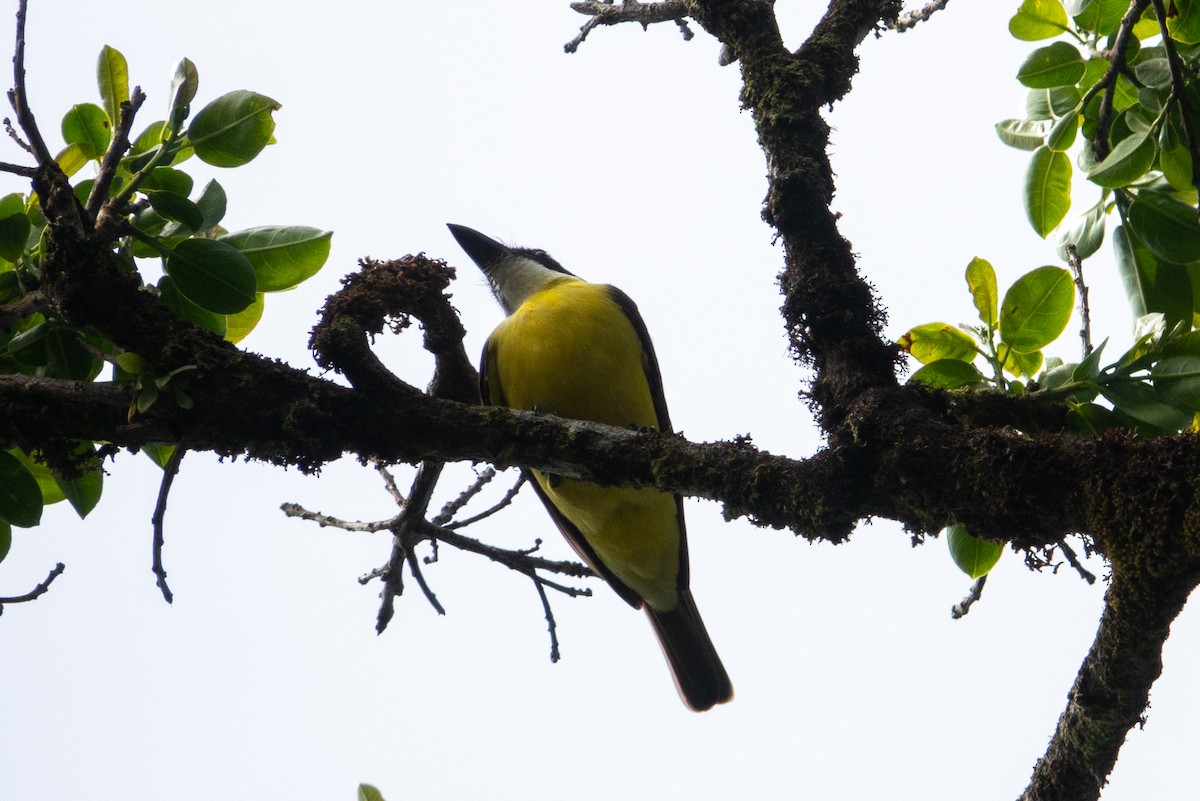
top-left (405, 547), bottom-right (445, 615)
top-left (951, 575), bottom-right (987, 619)
top-left (0, 561), bottom-right (65, 613)
top-left (431, 466), bottom-right (496, 526)
top-left (280, 502), bottom-right (397, 532)
top-left (891, 0), bottom-right (951, 32)
top-left (1059, 538), bottom-right (1097, 585)
top-left (377, 461), bottom-right (444, 632)
top-left (446, 472), bottom-right (526, 530)
top-left (150, 447), bottom-right (186, 603)
top-left (0, 159), bottom-right (33, 176)
top-left (87, 87), bottom-right (146, 221)
top-left (373, 460), bottom-right (407, 505)
top-left (7, 0), bottom-right (50, 165)
top-left (1064, 244), bottom-right (1093, 358)
top-left (3, 115), bottom-right (30, 152)
top-left (421, 521), bottom-right (594, 587)
top-left (530, 574), bottom-right (562, 662)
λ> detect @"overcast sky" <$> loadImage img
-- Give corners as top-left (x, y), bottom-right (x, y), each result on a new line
top-left (2, 2), bottom-right (1194, 800)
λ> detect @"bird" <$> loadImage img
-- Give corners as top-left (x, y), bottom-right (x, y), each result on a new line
top-left (448, 223), bottom-right (732, 711)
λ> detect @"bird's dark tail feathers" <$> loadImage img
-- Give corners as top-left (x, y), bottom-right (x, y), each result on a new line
top-left (645, 590), bottom-right (733, 712)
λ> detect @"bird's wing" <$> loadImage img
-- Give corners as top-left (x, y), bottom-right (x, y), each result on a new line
top-left (606, 286), bottom-right (690, 589)
top-left (482, 328), bottom-right (644, 608)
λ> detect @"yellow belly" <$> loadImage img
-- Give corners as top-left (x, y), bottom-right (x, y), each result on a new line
top-left (487, 280), bottom-right (680, 611)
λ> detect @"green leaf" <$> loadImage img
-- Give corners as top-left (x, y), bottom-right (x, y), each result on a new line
top-left (7, 319), bottom-right (49, 366)
top-left (1127, 191), bottom-right (1200, 264)
top-left (1159, 122), bottom-right (1195, 193)
top-left (1072, 338), bottom-right (1108, 382)
top-left (167, 58), bottom-right (199, 133)
top-left (187, 90), bottom-right (280, 168)
top-left (147, 191), bottom-right (205, 233)
top-left (131, 121), bottom-right (167, 155)
top-left (225, 292), bottom-right (265, 344)
top-left (12, 449), bottom-right (65, 505)
top-left (908, 359), bottom-right (984, 389)
top-left (1025, 146), bottom-right (1072, 237)
top-left (0, 519), bottom-right (10, 563)
top-left (1017, 42), bottom-right (1087, 88)
top-left (1113, 225), bottom-right (1193, 326)
top-left (0, 193), bottom-right (31, 262)
top-left (1047, 112), bottom-right (1079, 151)
top-left (61, 103), bottom-right (112, 159)
top-left (143, 443), bottom-right (178, 470)
top-left (97, 45), bottom-right (129, 130)
top-left (54, 142), bottom-right (89, 177)
top-left (1010, 0), bottom-right (1070, 40)
top-left (996, 118), bottom-right (1048, 151)
top-left (139, 167), bottom-right (194, 196)
top-left (898, 323), bottom-right (977, 365)
top-left (1072, 0), bottom-right (1127, 35)
top-left (1055, 200), bottom-right (1107, 261)
top-left (158, 276), bottom-right (228, 336)
top-left (965, 257), bottom-right (999, 328)
top-left (1152, 354), bottom-right (1200, 411)
top-left (1086, 130), bottom-right (1155, 188)
top-left (946, 523), bottom-right (1003, 579)
top-left (44, 327), bottom-right (101, 381)
top-left (1100, 378), bottom-right (1194, 431)
top-left (0, 450), bottom-right (43, 528)
top-left (1027, 86), bottom-right (1082, 120)
top-left (194, 180), bottom-right (227, 231)
top-left (53, 443), bottom-right (103, 519)
top-left (164, 239), bottom-right (257, 314)
top-left (1066, 400), bottom-right (1128, 435)
top-left (1114, 225), bottom-right (1149, 317)
top-left (219, 226), bottom-right (331, 292)
top-left (1169, 0), bottom-right (1200, 44)
top-left (136, 383), bottom-right (159, 414)
top-left (0, 271), bottom-right (20, 305)
top-left (1135, 57), bottom-right (1173, 89)
top-left (999, 266), bottom-right (1075, 353)
top-left (358, 785), bottom-right (387, 801)
top-left (999, 344), bottom-right (1045, 378)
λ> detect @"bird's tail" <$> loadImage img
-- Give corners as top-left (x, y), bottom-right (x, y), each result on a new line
top-left (645, 590), bottom-right (733, 712)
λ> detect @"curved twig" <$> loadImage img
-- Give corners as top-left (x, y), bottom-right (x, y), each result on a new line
top-left (150, 446), bottom-right (185, 603)
top-left (0, 561), bottom-right (65, 612)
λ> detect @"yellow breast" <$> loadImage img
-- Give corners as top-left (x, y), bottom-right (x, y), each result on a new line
top-left (485, 279), bottom-right (681, 611)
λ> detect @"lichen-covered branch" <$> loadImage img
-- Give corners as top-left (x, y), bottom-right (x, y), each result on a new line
top-left (565, 1), bottom-right (691, 53)
top-left (1020, 557), bottom-right (1199, 801)
top-left (683, 0), bottom-right (903, 428)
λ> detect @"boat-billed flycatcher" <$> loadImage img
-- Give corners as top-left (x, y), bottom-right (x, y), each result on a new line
top-left (448, 223), bottom-right (732, 712)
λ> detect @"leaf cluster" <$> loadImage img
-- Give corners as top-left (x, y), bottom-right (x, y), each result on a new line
top-left (1003, 0), bottom-right (1200, 328)
top-left (904, 0), bottom-right (1200, 579)
top-left (0, 46), bottom-right (333, 562)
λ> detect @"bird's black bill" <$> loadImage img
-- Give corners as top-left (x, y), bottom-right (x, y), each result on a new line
top-left (447, 223), bottom-right (511, 270)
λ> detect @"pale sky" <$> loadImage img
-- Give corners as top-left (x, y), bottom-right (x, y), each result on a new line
top-left (2, 2), bottom-right (1194, 800)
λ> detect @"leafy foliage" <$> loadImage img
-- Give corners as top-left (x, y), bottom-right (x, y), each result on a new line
top-left (905, 1), bottom-right (1200, 578)
top-left (0, 46), bottom-right (331, 554)
top-left (997, 0), bottom-right (1200, 332)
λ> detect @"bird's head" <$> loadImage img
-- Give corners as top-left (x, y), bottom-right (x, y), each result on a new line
top-left (447, 223), bottom-right (576, 314)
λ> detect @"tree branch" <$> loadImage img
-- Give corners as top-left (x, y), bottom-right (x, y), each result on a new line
top-left (890, 0), bottom-right (951, 32)
top-left (1020, 558), bottom-right (1200, 800)
top-left (565, 1), bottom-right (691, 53)
top-left (0, 561), bottom-right (65, 611)
top-left (6, 0), bottom-right (50, 165)
top-left (150, 447), bottom-right (185, 603)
